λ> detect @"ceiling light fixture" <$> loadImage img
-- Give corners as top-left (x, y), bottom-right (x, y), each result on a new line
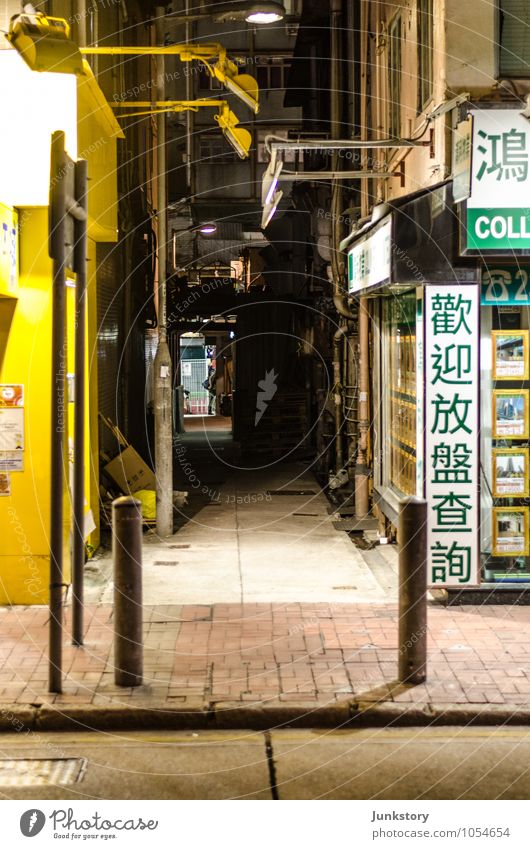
top-left (199, 223), bottom-right (217, 235)
top-left (213, 58), bottom-right (260, 115)
top-left (166, 2), bottom-right (285, 24)
top-left (5, 10), bottom-right (84, 74)
top-left (215, 104), bottom-right (252, 159)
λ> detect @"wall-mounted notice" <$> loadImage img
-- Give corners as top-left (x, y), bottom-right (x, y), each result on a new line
top-left (0, 473), bottom-right (11, 496)
top-left (0, 407), bottom-right (24, 451)
top-left (0, 451), bottom-right (23, 473)
top-left (0, 384), bottom-right (23, 406)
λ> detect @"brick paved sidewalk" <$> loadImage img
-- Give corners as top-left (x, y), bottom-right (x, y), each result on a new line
top-left (0, 601), bottom-right (530, 712)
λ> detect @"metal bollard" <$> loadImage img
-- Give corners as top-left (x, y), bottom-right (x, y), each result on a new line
top-left (112, 496), bottom-right (143, 687)
top-left (398, 497), bottom-right (427, 685)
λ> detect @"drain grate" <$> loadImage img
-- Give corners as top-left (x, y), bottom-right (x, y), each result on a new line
top-left (169, 544), bottom-right (190, 549)
top-left (269, 490), bottom-right (316, 496)
top-left (293, 512), bottom-right (320, 517)
top-left (0, 758), bottom-right (86, 786)
top-left (154, 560), bottom-right (179, 566)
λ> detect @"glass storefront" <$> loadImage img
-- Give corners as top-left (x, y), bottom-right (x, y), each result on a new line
top-left (480, 284), bottom-right (530, 583)
top-left (383, 291), bottom-right (417, 498)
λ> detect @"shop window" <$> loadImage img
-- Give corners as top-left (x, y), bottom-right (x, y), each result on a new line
top-left (256, 129), bottom-right (298, 163)
top-left (499, 0), bottom-right (530, 77)
top-left (198, 135), bottom-right (239, 163)
top-left (417, 0), bottom-right (433, 111)
top-left (481, 297), bottom-right (530, 583)
top-left (384, 292), bottom-right (417, 497)
top-left (255, 56), bottom-right (292, 91)
top-left (197, 65), bottom-right (223, 91)
top-left (388, 14), bottom-right (402, 137)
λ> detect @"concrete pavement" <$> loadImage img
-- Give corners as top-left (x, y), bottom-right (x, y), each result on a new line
top-left (1, 727), bottom-right (530, 799)
top-left (90, 460), bottom-right (390, 605)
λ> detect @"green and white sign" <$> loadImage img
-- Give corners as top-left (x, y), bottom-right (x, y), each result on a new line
top-left (481, 266), bottom-right (530, 304)
top-left (425, 285), bottom-right (479, 587)
top-left (452, 116), bottom-right (472, 204)
top-left (347, 218), bottom-right (391, 294)
top-left (466, 109), bottom-right (530, 251)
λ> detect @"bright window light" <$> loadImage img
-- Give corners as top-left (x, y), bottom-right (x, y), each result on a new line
top-left (0, 50), bottom-right (77, 207)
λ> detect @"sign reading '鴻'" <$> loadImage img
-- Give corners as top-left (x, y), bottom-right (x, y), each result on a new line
top-left (425, 286), bottom-right (479, 587)
top-left (466, 110), bottom-right (530, 251)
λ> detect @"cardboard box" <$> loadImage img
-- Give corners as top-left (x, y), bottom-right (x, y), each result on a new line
top-left (104, 445), bottom-right (156, 494)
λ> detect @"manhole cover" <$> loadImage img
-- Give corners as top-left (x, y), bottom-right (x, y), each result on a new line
top-left (0, 758), bottom-right (86, 786)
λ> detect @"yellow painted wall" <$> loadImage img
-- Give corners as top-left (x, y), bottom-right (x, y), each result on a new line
top-left (0, 61), bottom-right (122, 603)
top-left (77, 64), bottom-right (124, 552)
top-left (0, 208), bottom-right (73, 604)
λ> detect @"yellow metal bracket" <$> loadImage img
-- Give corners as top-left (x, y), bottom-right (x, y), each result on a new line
top-left (112, 99), bottom-right (226, 119)
top-left (80, 42), bottom-right (227, 63)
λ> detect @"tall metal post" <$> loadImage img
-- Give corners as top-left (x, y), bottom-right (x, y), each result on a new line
top-left (72, 159), bottom-right (88, 647)
top-left (48, 131), bottom-right (67, 694)
top-left (153, 5), bottom-right (174, 537)
top-left (113, 496), bottom-right (143, 687)
top-left (398, 497), bottom-right (428, 685)
top-left (355, 297), bottom-right (370, 518)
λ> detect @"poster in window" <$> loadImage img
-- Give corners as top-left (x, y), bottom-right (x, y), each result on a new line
top-left (492, 448), bottom-right (529, 497)
top-left (492, 507), bottom-right (530, 557)
top-left (492, 390), bottom-right (529, 439)
top-left (492, 330), bottom-right (529, 380)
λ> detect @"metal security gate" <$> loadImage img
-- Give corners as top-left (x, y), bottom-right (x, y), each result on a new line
top-left (182, 359), bottom-right (209, 414)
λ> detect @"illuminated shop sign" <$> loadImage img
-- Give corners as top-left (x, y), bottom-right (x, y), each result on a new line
top-left (347, 218), bottom-right (391, 294)
top-left (481, 265), bottom-right (530, 305)
top-left (0, 201), bottom-right (18, 296)
top-left (466, 109), bottom-right (530, 251)
top-left (425, 285), bottom-right (480, 587)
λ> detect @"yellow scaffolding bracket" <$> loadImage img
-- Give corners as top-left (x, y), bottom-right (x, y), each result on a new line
top-left (112, 99), bottom-right (227, 118)
top-left (6, 12), bottom-right (256, 156)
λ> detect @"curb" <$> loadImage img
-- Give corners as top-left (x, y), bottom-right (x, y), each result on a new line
top-left (2, 701), bottom-right (530, 732)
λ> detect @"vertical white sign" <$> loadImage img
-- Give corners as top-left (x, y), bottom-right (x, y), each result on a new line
top-left (415, 288), bottom-right (424, 496)
top-left (425, 285), bottom-right (480, 587)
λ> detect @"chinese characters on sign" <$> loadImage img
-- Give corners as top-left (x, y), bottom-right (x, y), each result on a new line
top-left (452, 116), bottom-right (472, 204)
top-left (347, 218), bottom-right (391, 294)
top-left (466, 110), bottom-right (530, 251)
top-left (425, 286), bottom-right (479, 586)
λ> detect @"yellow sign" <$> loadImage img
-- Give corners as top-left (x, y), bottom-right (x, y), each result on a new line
top-left (0, 202), bottom-right (18, 296)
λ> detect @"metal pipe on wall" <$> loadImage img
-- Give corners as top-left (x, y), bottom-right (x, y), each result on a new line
top-left (153, 5), bottom-right (174, 537)
top-left (48, 131), bottom-right (67, 694)
top-left (330, 0), bottom-right (355, 322)
top-left (332, 323), bottom-right (352, 472)
top-left (72, 158), bottom-right (88, 647)
top-left (330, 0), bottom-right (356, 482)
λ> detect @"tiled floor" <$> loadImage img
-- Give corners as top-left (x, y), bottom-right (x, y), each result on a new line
top-left (1, 601), bottom-right (530, 709)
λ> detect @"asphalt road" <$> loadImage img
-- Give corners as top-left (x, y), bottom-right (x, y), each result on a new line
top-left (1, 727), bottom-right (530, 800)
